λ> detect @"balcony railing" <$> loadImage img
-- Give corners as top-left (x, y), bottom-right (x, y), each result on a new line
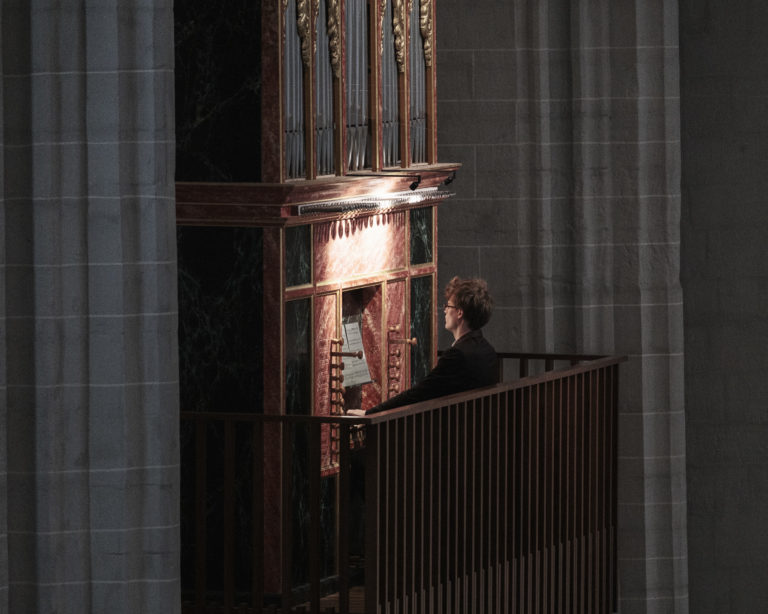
top-left (181, 353), bottom-right (624, 614)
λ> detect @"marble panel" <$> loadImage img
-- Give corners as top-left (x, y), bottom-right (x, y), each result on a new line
top-left (360, 286), bottom-right (383, 411)
top-left (410, 275), bottom-right (434, 386)
top-left (261, 229), bottom-right (282, 593)
top-left (178, 226), bottom-right (275, 599)
top-left (260, 0), bottom-right (282, 181)
top-left (285, 298), bottom-right (312, 415)
top-left (262, 227), bottom-right (283, 414)
top-left (314, 293), bottom-right (339, 417)
top-left (285, 224), bottom-right (312, 287)
top-left (174, 0), bottom-right (262, 181)
top-left (314, 293), bottom-right (341, 474)
top-left (385, 280), bottom-right (407, 400)
top-left (289, 292), bottom-right (337, 582)
top-left (177, 226), bottom-right (264, 413)
top-left (314, 212), bottom-right (407, 283)
top-left (410, 206), bottom-right (434, 265)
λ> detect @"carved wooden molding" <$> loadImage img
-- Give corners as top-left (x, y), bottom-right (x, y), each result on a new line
top-left (328, 0), bottom-right (341, 77)
top-left (282, 0), bottom-right (290, 45)
top-left (297, 0), bottom-right (311, 66)
top-left (312, 0), bottom-right (320, 57)
top-left (419, 0), bottom-right (433, 67)
top-left (393, 0), bottom-right (406, 72)
top-left (379, 0), bottom-right (387, 56)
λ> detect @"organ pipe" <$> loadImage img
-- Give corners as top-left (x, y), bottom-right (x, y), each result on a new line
top-left (316, 0), bottom-right (334, 175)
top-left (382, 0), bottom-right (400, 166)
top-left (346, 0), bottom-right (370, 171)
top-left (285, 0), bottom-right (306, 178)
top-left (409, 0), bottom-right (426, 164)
top-left (283, 0), bottom-right (434, 177)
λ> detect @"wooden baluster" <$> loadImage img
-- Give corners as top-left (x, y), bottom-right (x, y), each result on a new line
top-left (309, 421), bottom-right (322, 613)
top-left (253, 420), bottom-right (265, 612)
top-left (194, 417), bottom-right (206, 612)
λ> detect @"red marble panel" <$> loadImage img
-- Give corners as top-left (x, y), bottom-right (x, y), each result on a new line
top-left (262, 227), bottom-right (283, 416)
top-left (314, 293), bottom-right (340, 474)
top-left (385, 280), bottom-right (407, 401)
top-left (314, 211), bottom-right (407, 283)
top-left (260, 0), bottom-right (282, 182)
top-left (360, 286), bottom-right (383, 411)
top-left (314, 293), bottom-right (339, 418)
top-left (261, 226), bottom-right (282, 593)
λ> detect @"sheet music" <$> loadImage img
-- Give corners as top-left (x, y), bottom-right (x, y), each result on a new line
top-left (342, 316), bottom-right (372, 386)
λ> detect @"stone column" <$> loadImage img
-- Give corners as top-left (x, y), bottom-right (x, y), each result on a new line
top-left (1, 1), bottom-right (179, 612)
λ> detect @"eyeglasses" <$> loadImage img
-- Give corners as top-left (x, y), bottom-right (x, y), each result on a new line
top-left (442, 303), bottom-right (458, 310)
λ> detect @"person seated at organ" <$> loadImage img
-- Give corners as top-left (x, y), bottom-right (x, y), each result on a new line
top-left (348, 276), bottom-right (498, 415)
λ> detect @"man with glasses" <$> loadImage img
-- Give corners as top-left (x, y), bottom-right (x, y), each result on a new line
top-left (348, 276), bottom-right (498, 415)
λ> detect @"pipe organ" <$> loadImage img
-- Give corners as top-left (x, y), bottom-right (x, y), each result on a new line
top-left (174, 0), bottom-right (456, 602)
top-left (276, 0), bottom-right (437, 179)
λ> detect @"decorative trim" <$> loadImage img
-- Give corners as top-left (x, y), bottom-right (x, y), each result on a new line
top-left (393, 0), bottom-right (406, 72)
top-left (328, 0), bottom-right (341, 77)
top-left (297, 187), bottom-right (447, 215)
top-left (379, 0), bottom-right (387, 56)
top-left (297, 0), bottom-right (311, 67)
top-left (312, 0), bottom-right (320, 57)
top-left (419, 0), bottom-right (433, 67)
top-left (282, 0), bottom-right (290, 46)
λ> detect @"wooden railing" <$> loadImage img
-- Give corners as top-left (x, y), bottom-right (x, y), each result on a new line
top-left (181, 353), bottom-right (624, 614)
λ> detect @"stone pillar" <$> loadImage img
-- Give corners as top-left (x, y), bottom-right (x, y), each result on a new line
top-left (1, 2), bottom-right (179, 612)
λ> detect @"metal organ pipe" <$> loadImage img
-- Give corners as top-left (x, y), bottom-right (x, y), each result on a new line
top-left (316, 0), bottom-right (334, 175)
top-left (382, 0), bottom-right (399, 167)
top-left (284, 0), bottom-right (431, 177)
top-left (284, 0), bottom-right (306, 178)
top-left (346, 0), bottom-right (369, 171)
top-left (409, 0), bottom-right (426, 164)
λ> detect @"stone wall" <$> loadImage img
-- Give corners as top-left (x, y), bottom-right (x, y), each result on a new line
top-left (680, 2), bottom-right (768, 612)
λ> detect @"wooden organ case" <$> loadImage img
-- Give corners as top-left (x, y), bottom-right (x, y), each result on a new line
top-left (175, 0), bottom-right (457, 603)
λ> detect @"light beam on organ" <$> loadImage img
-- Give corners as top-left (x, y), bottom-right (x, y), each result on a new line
top-left (314, 210), bottom-right (406, 283)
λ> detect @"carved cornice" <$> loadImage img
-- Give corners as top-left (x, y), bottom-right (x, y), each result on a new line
top-left (393, 0), bottom-right (406, 72)
top-left (328, 0), bottom-right (342, 77)
top-left (419, 0), bottom-right (433, 67)
top-left (297, 0), bottom-right (311, 66)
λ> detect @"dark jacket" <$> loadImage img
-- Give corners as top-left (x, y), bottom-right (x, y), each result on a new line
top-left (368, 328), bottom-right (498, 414)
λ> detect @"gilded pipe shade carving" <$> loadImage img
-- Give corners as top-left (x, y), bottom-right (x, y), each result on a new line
top-left (419, 0), bottom-right (432, 67)
top-left (297, 0), bottom-right (311, 66)
top-left (327, 0), bottom-right (341, 77)
top-left (393, 0), bottom-right (406, 72)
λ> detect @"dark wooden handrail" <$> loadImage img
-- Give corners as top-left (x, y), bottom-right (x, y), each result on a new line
top-left (181, 353), bottom-right (625, 614)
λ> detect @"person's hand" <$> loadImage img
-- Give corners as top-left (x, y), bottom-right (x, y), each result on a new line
top-left (345, 408), bottom-right (366, 416)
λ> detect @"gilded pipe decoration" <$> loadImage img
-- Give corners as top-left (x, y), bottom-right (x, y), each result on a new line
top-left (393, 0), bottom-right (406, 72)
top-left (312, 0), bottom-right (319, 56)
top-left (379, 0), bottom-right (387, 56)
top-left (282, 0), bottom-right (290, 45)
top-left (328, 0), bottom-right (341, 77)
top-left (419, 0), bottom-right (433, 67)
top-left (297, 0), bottom-right (311, 66)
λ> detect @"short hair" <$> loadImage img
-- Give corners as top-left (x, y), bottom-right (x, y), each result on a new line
top-left (444, 276), bottom-right (494, 330)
